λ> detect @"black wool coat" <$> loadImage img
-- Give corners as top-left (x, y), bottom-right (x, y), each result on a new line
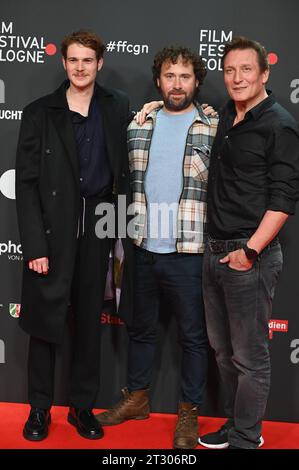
top-left (15, 81), bottom-right (134, 344)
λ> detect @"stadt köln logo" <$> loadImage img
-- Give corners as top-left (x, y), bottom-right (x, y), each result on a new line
top-left (9, 303), bottom-right (21, 318)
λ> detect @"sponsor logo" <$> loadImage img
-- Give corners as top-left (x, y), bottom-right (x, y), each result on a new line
top-left (0, 21), bottom-right (56, 63)
top-left (101, 312), bottom-right (124, 326)
top-left (0, 78), bottom-right (4, 103)
top-left (0, 79), bottom-right (23, 120)
top-left (0, 240), bottom-right (23, 260)
top-left (290, 339), bottom-right (299, 364)
top-left (0, 169), bottom-right (16, 199)
top-left (0, 109), bottom-right (22, 120)
top-left (290, 79), bottom-right (299, 104)
top-left (0, 339), bottom-right (5, 364)
top-left (9, 303), bottom-right (21, 318)
top-left (268, 319), bottom-right (288, 339)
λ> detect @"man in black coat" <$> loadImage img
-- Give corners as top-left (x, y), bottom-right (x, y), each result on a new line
top-left (15, 30), bottom-right (133, 441)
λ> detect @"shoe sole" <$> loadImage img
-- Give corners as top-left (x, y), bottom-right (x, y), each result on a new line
top-left (23, 429), bottom-right (49, 441)
top-left (96, 414), bottom-right (150, 426)
top-left (67, 413), bottom-right (104, 440)
top-left (198, 437), bottom-right (229, 449)
top-left (173, 439), bottom-right (198, 450)
top-left (198, 436), bottom-right (264, 449)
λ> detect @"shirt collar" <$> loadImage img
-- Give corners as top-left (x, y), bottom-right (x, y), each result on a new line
top-left (146, 101), bottom-right (211, 125)
top-left (226, 90), bottom-right (276, 121)
top-left (48, 80), bottom-right (101, 111)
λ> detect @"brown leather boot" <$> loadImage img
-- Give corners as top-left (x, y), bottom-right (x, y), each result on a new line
top-left (173, 402), bottom-right (199, 449)
top-left (96, 387), bottom-right (150, 425)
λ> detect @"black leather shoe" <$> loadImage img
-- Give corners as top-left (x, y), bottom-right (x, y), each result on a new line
top-left (68, 406), bottom-right (104, 440)
top-left (23, 407), bottom-right (51, 441)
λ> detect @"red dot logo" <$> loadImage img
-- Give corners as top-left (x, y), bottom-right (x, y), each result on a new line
top-left (45, 43), bottom-right (57, 56)
top-left (268, 52), bottom-right (278, 65)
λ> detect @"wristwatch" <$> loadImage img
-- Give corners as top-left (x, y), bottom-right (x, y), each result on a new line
top-left (243, 244), bottom-right (259, 261)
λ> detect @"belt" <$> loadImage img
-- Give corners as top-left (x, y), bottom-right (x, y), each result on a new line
top-left (208, 237), bottom-right (279, 254)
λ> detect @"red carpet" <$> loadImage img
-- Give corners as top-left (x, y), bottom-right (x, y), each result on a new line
top-left (0, 402), bottom-right (298, 449)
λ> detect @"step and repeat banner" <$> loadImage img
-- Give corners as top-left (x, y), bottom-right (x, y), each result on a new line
top-left (1, 0), bottom-right (299, 421)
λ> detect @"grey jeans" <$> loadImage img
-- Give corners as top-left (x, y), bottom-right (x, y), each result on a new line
top-left (203, 239), bottom-right (283, 448)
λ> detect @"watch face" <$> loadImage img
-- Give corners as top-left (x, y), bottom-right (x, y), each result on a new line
top-left (244, 246), bottom-right (258, 260)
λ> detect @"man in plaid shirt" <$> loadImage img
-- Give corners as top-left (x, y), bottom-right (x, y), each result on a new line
top-left (97, 46), bottom-right (218, 449)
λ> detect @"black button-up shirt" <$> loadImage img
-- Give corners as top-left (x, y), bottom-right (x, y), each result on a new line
top-left (71, 94), bottom-right (113, 197)
top-left (207, 92), bottom-right (299, 240)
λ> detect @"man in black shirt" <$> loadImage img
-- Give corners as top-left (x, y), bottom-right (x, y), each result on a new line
top-left (198, 37), bottom-right (299, 449)
top-left (16, 30), bottom-right (133, 441)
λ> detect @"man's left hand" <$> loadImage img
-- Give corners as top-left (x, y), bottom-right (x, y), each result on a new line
top-left (202, 103), bottom-right (217, 117)
top-left (219, 249), bottom-right (254, 271)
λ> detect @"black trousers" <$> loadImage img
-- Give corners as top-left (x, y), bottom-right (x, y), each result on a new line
top-left (28, 195), bottom-right (112, 410)
top-left (127, 248), bottom-right (209, 405)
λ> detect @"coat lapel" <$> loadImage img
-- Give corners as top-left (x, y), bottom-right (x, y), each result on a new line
top-left (46, 82), bottom-right (80, 187)
top-left (95, 85), bottom-right (120, 175)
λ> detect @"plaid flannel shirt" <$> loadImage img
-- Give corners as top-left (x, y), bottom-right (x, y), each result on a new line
top-left (128, 104), bottom-right (218, 253)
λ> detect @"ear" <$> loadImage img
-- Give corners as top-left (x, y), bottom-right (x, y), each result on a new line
top-left (62, 56), bottom-right (66, 71)
top-left (157, 78), bottom-right (160, 88)
top-left (262, 68), bottom-right (270, 85)
top-left (97, 57), bottom-right (104, 72)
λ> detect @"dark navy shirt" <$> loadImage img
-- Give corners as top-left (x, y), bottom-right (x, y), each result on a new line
top-left (71, 94), bottom-right (113, 197)
top-left (207, 92), bottom-right (299, 240)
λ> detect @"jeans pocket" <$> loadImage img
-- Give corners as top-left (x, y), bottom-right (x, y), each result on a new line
top-left (225, 262), bottom-right (256, 274)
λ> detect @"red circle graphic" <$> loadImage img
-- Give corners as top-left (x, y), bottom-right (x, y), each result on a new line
top-left (268, 52), bottom-right (278, 65)
top-left (45, 43), bottom-right (57, 56)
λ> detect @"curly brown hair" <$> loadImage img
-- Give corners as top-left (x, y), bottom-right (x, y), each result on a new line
top-left (152, 46), bottom-right (207, 90)
top-left (61, 30), bottom-right (105, 60)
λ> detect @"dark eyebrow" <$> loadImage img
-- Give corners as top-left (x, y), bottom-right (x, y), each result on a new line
top-left (67, 56), bottom-right (95, 60)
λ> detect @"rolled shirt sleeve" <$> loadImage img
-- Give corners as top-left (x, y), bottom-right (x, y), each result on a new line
top-left (267, 126), bottom-right (299, 215)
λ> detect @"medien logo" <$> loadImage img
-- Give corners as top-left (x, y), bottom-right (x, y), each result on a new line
top-left (268, 319), bottom-right (288, 339)
top-left (290, 79), bottom-right (299, 104)
top-left (290, 339), bottom-right (299, 364)
top-left (0, 21), bottom-right (56, 63)
top-left (9, 303), bottom-right (21, 318)
top-left (0, 339), bottom-right (5, 364)
top-left (0, 240), bottom-right (23, 260)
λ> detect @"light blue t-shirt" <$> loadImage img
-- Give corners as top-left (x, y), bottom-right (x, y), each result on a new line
top-left (143, 107), bottom-right (196, 253)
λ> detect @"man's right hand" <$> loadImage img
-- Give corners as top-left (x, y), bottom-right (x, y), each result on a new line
top-left (135, 100), bottom-right (163, 125)
top-left (29, 257), bottom-right (49, 275)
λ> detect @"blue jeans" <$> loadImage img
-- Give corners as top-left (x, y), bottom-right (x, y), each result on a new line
top-left (127, 247), bottom-right (209, 405)
top-left (203, 240), bottom-right (283, 448)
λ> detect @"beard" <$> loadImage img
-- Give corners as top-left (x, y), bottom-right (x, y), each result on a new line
top-left (161, 87), bottom-right (198, 112)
